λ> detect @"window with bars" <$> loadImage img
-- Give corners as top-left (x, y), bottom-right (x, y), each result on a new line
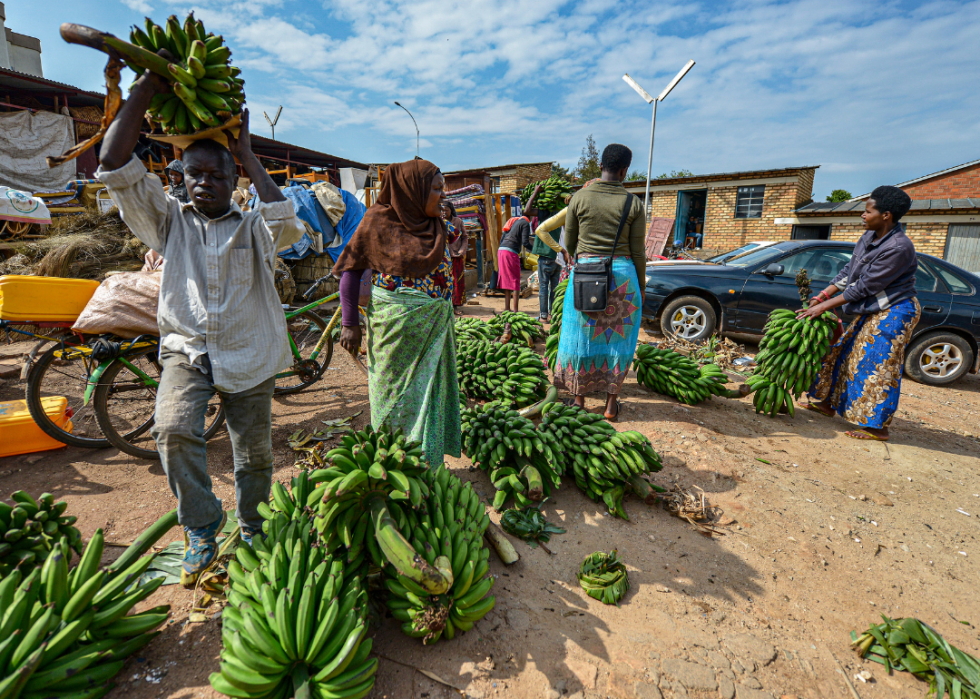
top-left (735, 185), bottom-right (765, 218)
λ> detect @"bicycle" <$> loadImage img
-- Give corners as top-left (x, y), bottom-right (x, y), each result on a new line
top-left (275, 274), bottom-right (367, 395)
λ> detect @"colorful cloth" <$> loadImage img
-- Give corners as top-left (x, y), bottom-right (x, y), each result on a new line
top-left (497, 248), bottom-right (521, 291)
top-left (452, 256), bottom-right (465, 306)
top-left (373, 241), bottom-right (455, 300)
top-left (366, 286), bottom-right (461, 466)
top-left (809, 297), bottom-right (921, 430)
top-left (553, 256), bottom-right (642, 395)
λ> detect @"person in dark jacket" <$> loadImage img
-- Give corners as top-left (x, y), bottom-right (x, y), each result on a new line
top-left (800, 185), bottom-right (920, 441)
top-left (164, 159), bottom-right (189, 204)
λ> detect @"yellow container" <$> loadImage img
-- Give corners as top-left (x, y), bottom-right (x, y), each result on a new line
top-left (0, 275), bottom-right (100, 322)
top-left (0, 398), bottom-right (72, 458)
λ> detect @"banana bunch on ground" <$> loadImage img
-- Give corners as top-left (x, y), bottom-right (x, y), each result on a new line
top-left (537, 403), bottom-right (662, 520)
top-left (578, 550), bottom-right (630, 606)
top-left (520, 176), bottom-right (574, 211)
top-left (544, 280), bottom-right (568, 371)
top-left (0, 511), bottom-right (177, 699)
top-left (487, 311), bottom-right (543, 346)
top-left (454, 318), bottom-right (495, 344)
top-left (746, 308), bottom-right (837, 417)
top-left (384, 466), bottom-right (495, 644)
top-left (217, 510), bottom-right (374, 699)
top-left (455, 340), bottom-right (547, 407)
top-left (460, 402), bottom-right (562, 510)
top-left (634, 344), bottom-right (733, 405)
top-left (124, 13), bottom-right (243, 134)
top-left (310, 425), bottom-right (454, 595)
top-left (0, 491), bottom-right (82, 577)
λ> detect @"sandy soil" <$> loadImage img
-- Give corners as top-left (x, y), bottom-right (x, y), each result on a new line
top-left (1, 291), bottom-right (978, 699)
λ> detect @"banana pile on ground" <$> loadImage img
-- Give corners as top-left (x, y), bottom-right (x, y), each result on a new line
top-left (0, 511), bottom-right (177, 698)
top-left (746, 308), bottom-right (837, 417)
top-left (537, 403), bottom-right (662, 520)
top-left (520, 176), bottom-right (574, 211)
top-left (454, 317), bottom-right (495, 344)
top-left (544, 279), bottom-right (568, 371)
top-left (384, 466), bottom-right (495, 644)
top-left (486, 311), bottom-right (543, 346)
top-left (455, 340), bottom-right (547, 407)
top-left (460, 402), bottom-right (562, 510)
top-left (634, 344), bottom-right (734, 405)
top-left (216, 510), bottom-right (374, 699)
top-left (121, 13), bottom-right (243, 134)
top-left (0, 491), bottom-right (83, 577)
top-left (578, 550), bottom-right (630, 606)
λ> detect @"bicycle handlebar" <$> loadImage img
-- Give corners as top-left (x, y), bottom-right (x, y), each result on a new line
top-left (302, 275), bottom-right (334, 300)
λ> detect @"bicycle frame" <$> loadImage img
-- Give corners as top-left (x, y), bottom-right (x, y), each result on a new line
top-left (83, 353), bottom-right (159, 405)
top-left (277, 290), bottom-right (365, 381)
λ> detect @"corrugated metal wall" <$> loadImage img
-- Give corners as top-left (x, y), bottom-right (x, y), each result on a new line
top-left (944, 224), bottom-right (980, 273)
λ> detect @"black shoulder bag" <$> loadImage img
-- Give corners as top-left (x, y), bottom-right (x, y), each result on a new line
top-left (572, 195), bottom-right (633, 312)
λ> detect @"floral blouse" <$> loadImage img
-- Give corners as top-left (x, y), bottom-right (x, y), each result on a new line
top-left (373, 223), bottom-right (458, 300)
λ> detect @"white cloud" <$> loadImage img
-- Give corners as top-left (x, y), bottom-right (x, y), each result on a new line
top-left (121, 0), bottom-right (153, 11)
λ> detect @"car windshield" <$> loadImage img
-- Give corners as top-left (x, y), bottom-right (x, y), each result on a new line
top-left (708, 243), bottom-right (758, 263)
top-left (725, 243), bottom-right (795, 268)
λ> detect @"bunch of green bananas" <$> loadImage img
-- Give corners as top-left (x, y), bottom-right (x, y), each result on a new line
top-left (126, 13), bottom-right (244, 134)
top-left (460, 402), bottom-right (562, 511)
top-left (520, 176), bottom-right (573, 211)
top-left (0, 511), bottom-right (177, 699)
top-left (486, 311), bottom-right (543, 346)
top-left (544, 279), bottom-right (568, 371)
top-left (310, 424), bottom-right (454, 595)
top-left (634, 345), bottom-right (732, 405)
top-left (745, 308), bottom-right (837, 417)
top-left (0, 491), bottom-right (82, 577)
top-left (216, 510), bottom-right (374, 699)
top-left (537, 403), bottom-right (662, 520)
top-left (577, 550), bottom-right (630, 606)
top-left (454, 318), bottom-right (495, 344)
top-left (384, 466), bottom-right (495, 644)
top-left (456, 340), bottom-right (547, 407)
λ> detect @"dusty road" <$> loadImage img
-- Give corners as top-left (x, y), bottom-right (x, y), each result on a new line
top-left (1, 293), bottom-right (978, 699)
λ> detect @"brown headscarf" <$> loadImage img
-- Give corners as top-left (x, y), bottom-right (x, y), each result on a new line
top-left (332, 159), bottom-right (447, 278)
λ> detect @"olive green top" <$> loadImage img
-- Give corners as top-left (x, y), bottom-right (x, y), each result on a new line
top-left (564, 180), bottom-right (647, 283)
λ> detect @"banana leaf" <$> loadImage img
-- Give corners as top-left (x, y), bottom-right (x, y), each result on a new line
top-left (500, 507), bottom-right (565, 548)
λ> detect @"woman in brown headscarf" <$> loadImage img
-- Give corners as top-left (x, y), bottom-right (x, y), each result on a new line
top-left (334, 159), bottom-right (461, 466)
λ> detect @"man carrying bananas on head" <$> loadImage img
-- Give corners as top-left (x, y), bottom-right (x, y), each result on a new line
top-left (97, 65), bottom-right (305, 586)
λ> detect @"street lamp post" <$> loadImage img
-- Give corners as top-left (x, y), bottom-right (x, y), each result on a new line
top-left (623, 60), bottom-right (695, 216)
top-left (394, 101), bottom-right (419, 157)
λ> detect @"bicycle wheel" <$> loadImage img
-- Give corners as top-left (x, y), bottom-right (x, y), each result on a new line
top-left (94, 347), bottom-right (225, 461)
top-left (275, 310), bottom-right (330, 395)
top-left (26, 342), bottom-right (109, 449)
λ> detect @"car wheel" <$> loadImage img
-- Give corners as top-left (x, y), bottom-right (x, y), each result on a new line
top-left (660, 295), bottom-right (716, 341)
top-left (904, 332), bottom-right (973, 386)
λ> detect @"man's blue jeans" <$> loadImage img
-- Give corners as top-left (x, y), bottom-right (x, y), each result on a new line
top-left (537, 256), bottom-right (562, 319)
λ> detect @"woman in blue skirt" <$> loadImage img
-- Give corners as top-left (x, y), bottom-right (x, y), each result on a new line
top-left (800, 186), bottom-right (920, 441)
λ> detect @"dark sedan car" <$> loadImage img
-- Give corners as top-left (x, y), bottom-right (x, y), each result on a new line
top-left (643, 240), bottom-right (980, 386)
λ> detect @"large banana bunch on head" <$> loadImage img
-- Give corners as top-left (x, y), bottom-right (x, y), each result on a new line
top-left (311, 424), bottom-right (453, 595)
top-left (460, 402), bottom-right (562, 511)
top-left (745, 308), bottom-right (837, 417)
top-left (217, 510), bottom-right (374, 699)
top-left (544, 279), bottom-right (568, 371)
top-left (520, 176), bottom-right (574, 211)
top-left (0, 491), bottom-right (83, 577)
top-left (487, 311), bottom-right (543, 346)
top-left (537, 403), bottom-right (662, 520)
top-left (454, 318), bottom-right (495, 344)
top-left (127, 13), bottom-right (244, 134)
top-left (384, 466), bottom-right (495, 644)
top-left (578, 550), bottom-right (630, 606)
top-left (0, 511), bottom-right (177, 699)
top-left (633, 344), bottom-right (732, 405)
top-left (456, 340), bottom-right (547, 407)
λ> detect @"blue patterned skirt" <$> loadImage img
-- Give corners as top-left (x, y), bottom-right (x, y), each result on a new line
top-left (809, 298), bottom-right (921, 429)
top-left (553, 256), bottom-right (643, 396)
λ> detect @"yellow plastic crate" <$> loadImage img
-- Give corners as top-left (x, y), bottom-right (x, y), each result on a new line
top-left (0, 275), bottom-right (100, 322)
top-left (0, 398), bottom-right (72, 458)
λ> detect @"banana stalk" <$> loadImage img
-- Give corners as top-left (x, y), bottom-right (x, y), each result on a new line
top-left (369, 497), bottom-right (452, 595)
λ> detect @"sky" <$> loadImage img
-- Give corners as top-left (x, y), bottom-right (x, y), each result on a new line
top-left (9, 0), bottom-right (980, 199)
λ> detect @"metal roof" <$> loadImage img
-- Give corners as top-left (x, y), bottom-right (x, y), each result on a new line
top-left (445, 162), bottom-right (551, 175)
top-left (0, 67), bottom-right (105, 108)
top-left (622, 165), bottom-right (820, 188)
top-left (851, 159), bottom-right (980, 200)
top-left (248, 135), bottom-right (368, 171)
top-left (796, 198), bottom-right (980, 214)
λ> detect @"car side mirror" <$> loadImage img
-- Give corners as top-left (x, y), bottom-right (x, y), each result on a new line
top-left (758, 263), bottom-right (784, 276)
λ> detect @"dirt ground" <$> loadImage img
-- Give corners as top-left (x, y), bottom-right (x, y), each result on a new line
top-left (1, 291), bottom-right (978, 699)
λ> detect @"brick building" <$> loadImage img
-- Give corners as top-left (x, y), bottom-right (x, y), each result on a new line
top-left (621, 166), bottom-right (818, 250)
top-left (446, 162), bottom-right (552, 195)
top-left (853, 158), bottom-right (980, 201)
